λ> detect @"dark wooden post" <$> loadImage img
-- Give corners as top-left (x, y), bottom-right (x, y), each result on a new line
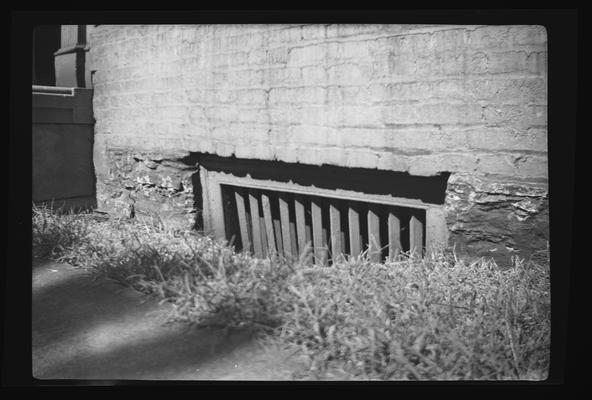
top-left (54, 25), bottom-right (91, 88)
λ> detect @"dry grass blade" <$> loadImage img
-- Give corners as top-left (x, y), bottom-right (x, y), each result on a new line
top-left (31, 205), bottom-right (551, 381)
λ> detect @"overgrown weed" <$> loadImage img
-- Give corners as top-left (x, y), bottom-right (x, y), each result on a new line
top-left (32, 206), bottom-right (550, 380)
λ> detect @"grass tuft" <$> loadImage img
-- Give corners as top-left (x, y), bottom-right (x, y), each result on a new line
top-left (32, 206), bottom-right (550, 380)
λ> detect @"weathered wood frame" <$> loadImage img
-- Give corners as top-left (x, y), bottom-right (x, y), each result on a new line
top-left (200, 168), bottom-right (448, 258)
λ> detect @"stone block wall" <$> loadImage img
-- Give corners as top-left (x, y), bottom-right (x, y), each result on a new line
top-left (88, 24), bottom-right (548, 263)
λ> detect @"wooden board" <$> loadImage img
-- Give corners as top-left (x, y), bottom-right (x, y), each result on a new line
top-left (261, 192), bottom-right (277, 255)
top-left (367, 206), bottom-right (381, 262)
top-left (279, 194), bottom-right (292, 257)
top-left (348, 203), bottom-right (362, 257)
top-left (330, 203), bottom-right (343, 260)
top-left (410, 214), bottom-right (424, 257)
top-left (388, 212), bottom-right (402, 260)
top-left (311, 198), bottom-right (326, 264)
top-left (248, 191), bottom-right (263, 257)
top-left (234, 189), bottom-right (251, 253)
top-left (294, 195), bottom-right (308, 257)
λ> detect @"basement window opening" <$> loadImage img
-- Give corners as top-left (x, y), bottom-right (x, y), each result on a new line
top-left (220, 184), bottom-right (426, 264)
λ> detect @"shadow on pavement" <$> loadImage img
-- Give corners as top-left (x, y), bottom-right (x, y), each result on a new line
top-left (32, 260), bottom-right (293, 381)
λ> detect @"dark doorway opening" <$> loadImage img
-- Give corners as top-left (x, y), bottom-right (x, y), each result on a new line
top-left (33, 25), bottom-right (60, 86)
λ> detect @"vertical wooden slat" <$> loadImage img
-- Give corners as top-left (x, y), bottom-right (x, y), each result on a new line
top-left (234, 189), bottom-right (251, 253)
top-left (248, 191), bottom-right (263, 257)
top-left (261, 192), bottom-right (277, 255)
top-left (273, 216), bottom-right (284, 255)
top-left (279, 194), bottom-right (292, 257)
top-left (201, 168), bottom-right (226, 240)
top-left (388, 212), bottom-right (402, 260)
top-left (245, 198), bottom-right (253, 252)
top-left (348, 203), bottom-right (361, 257)
top-left (289, 218), bottom-right (298, 257)
top-left (304, 215), bottom-right (313, 261)
top-left (410, 214), bottom-right (424, 257)
top-left (330, 202), bottom-right (342, 261)
top-left (305, 223), bottom-right (312, 250)
top-left (272, 196), bottom-right (283, 256)
top-left (221, 188), bottom-right (235, 246)
top-left (260, 213), bottom-right (268, 257)
top-left (294, 195), bottom-right (307, 256)
top-left (367, 206), bottom-right (381, 262)
top-left (321, 222), bottom-right (329, 263)
top-left (311, 198), bottom-right (326, 264)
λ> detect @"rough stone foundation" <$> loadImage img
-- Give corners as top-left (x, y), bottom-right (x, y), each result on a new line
top-left (97, 149), bottom-right (201, 229)
top-left (445, 173), bottom-right (548, 263)
top-left (97, 148), bottom-right (548, 266)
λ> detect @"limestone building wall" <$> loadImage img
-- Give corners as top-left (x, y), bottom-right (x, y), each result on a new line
top-left (88, 24), bottom-right (548, 262)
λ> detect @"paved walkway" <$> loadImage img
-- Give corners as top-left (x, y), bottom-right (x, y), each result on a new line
top-left (32, 260), bottom-right (303, 381)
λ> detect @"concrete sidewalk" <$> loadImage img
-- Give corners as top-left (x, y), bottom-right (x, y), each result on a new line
top-left (32, 260), bottom-right (302, 381)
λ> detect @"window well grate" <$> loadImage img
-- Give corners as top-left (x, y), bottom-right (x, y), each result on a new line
top-left (221, 184), bottom-right (426, 263)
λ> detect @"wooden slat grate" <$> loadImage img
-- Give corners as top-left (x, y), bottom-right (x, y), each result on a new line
top-left (221, 185), bottom-right (426, 263)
